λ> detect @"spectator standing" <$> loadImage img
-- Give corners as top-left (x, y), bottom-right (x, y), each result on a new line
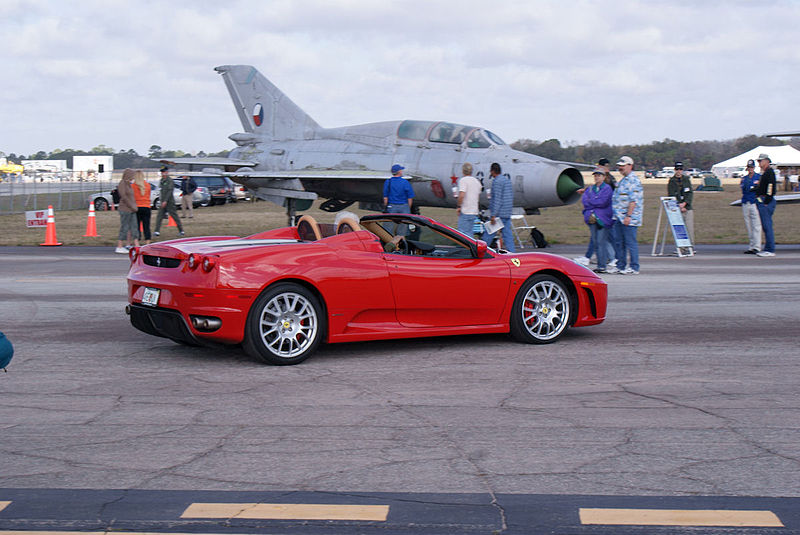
top-left (754, 153), bottom-right (777, 257)
top-left (667, 161), bottom-right (695, 244)
top-left (132, 170), bottom-right (152, 245)
top-left (740, 159), bottom-right (761, 254)
top-left (180, 175), bottom-right (197, 218)
top-left (612, 156), bottom-right (643, 274)
top-left (482, 163), bottom-right (515, 252)
top-left (115, 169), bottom-right (140, 253)
top-left (574, 158), bottom-right (618, 270)
top-left (582, 168), bottom-right (614, 273)
top-left (456, 163), bottom-right (481, 235)
top-left (153, 166), bottom-right (185, 237)
top-left (383, 164), bottom-right (415, 214)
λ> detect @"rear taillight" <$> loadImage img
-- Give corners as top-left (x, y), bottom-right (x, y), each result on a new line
top-left (187, 253), bottom-right (198, 270)
top-left (129, 247), bottom-right (139, 263)
top-left (202, 256), bottom-right (217, 272)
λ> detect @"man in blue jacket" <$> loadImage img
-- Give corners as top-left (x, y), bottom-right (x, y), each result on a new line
top-left (482, 162), bottom-right (515, 252)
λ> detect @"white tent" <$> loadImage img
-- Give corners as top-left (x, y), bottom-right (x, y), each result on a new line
top-left (711, 145), bottom-right (800, 177)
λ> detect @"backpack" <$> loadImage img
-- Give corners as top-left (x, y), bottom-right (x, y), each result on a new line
top-left (529, 228), bottom-right (548, 248)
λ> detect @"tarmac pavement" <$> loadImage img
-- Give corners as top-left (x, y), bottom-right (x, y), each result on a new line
top-left (0, 244), bottom-right (799, 533)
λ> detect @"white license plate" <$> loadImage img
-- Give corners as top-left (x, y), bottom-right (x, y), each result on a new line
top-left (142, 287), bottom-right (160, 307)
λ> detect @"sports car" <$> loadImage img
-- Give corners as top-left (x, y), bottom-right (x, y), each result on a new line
top-left (126, 214), bottom-right (607, 365)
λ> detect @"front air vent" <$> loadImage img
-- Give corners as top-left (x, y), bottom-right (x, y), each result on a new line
top-left (143, 255), bottom-right (181, 268)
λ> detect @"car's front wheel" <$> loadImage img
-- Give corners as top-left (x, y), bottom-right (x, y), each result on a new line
top-left (510, 274), bottom-right (571, 344)
top-left (244, 283), bottom-right (325, 365)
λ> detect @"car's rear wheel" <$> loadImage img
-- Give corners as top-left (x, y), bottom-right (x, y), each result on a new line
top-left (244, 283), bottom-right (325, 365)
top-left (510, 274), bottom-right (571, 344)
top-left (94, 197), bottom-right (109, 211)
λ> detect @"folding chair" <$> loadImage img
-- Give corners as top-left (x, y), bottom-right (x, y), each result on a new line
top-left (510, 211), bottom-right (536, 249)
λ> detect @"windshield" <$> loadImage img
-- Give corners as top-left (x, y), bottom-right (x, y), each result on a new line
top-left (484, 130), bottom-right (506, 145)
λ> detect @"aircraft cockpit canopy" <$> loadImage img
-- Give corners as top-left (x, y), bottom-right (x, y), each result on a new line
top-left (397, 120), bottom-right (506, 147)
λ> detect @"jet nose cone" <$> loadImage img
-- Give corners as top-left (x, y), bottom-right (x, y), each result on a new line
top-left (557, 171), bottom-right (584, 202)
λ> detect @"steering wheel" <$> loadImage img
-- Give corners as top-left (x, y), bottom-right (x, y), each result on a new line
top-left (395, 236), bottom-right (409, 254)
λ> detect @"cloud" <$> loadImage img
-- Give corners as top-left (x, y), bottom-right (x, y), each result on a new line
top-left (1, 0), bottom-right (799, 155)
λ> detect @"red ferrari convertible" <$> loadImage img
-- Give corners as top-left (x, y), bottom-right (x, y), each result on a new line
top-left (127, 214), bottom-right (607, 365)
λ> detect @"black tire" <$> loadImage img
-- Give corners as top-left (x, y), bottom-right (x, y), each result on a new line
top-left (510, 274), bottom-right (571, 344)
top-left (243, 283), bottom-right (326, 365)
top-left (152, 197), bottom-right (160, 209)
top-left (94, 197), bottom-right (109, 211)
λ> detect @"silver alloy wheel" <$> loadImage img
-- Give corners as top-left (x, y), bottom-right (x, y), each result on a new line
top-left (520, 279), bottom-right (569, 341)
top-left (258, 291), bottom-right (319, 358)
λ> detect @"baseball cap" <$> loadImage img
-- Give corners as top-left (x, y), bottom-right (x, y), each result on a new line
top-left (616, 156), bottom-right (634, 166)
top-left (674, 161), bottom-right (684, 169)
top-left (757, 153), bottom-right (771, 162)
top-left (598, 158), bottom-right (610, 166)
top-left (391, 164), bottom-right (405, 173)
top-left (592, 167), bottom-right (605, 175)
top-left (746, 159), bottom-right (755, 168)
top-left (160, 165), bottom-right (169, 172)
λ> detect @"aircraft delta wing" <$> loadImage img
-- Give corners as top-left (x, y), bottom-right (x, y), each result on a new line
top-left (163, 64), bottom-right (585, 220)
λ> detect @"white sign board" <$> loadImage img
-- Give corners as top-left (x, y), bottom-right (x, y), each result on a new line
top-left (25, 210), bottom-right (47, 228)
top-left (661, 196), bottom-right (693, 248)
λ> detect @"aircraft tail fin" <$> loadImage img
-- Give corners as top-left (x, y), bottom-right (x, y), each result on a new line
top-left (215, 65), bottom-right (321, 140)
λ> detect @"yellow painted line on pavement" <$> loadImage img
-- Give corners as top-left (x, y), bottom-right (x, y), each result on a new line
top-left (182, 502), bottom-right (389, 521)
top-left (0, 501), bottom-right (9, 512)
top-left (579, 508), bottom-right (783, 527)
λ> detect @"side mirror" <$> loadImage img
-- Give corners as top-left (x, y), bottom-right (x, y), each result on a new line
top-left (475, 240), bottom-right (488, 258)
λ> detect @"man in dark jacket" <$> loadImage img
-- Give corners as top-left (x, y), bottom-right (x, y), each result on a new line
top-left (667, 161), bottom-right (694, 244)
top-left (754, 153), bottom-right (777, 256)
top-left (153, 166), bottom-right (184, 237)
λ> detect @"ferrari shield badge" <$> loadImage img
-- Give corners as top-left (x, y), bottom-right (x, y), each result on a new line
top-left (511, 258), bottom-right (521, 267)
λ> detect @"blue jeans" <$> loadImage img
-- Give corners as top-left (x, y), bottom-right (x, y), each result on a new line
top-left (608, 221), bottom-right (621, 264)
top-left (386, 203), bottom-right (410, 235)
top-left (589, 224), bottom-right (609, 267)
top-left (457, 213), bottom-right (477, 236)
top-left (616, 224), bottom-right (639, 271)
top-left (482, 216), bottom-right (515, 252)
top-left (756, 198), bottom-right (776, 253)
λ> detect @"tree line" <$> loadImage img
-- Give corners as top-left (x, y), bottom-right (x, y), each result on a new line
top-left (3, 135), bottom-right (798, 172)
top-left (511, 135), bottom-right (799, 171)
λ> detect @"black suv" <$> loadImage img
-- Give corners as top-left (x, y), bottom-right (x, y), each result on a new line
top-left (192, 176), bottom-right (234, 206)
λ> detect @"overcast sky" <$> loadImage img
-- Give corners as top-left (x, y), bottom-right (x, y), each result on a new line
top-left (3, 0), bottom-right (799, 157)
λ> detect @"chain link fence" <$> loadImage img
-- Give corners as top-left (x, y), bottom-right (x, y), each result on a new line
top-left (0, 179), bottom-right (116, 214)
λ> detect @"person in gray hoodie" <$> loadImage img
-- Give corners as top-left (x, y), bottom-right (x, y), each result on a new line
top-left (115, 168), bottom-right (140, 253)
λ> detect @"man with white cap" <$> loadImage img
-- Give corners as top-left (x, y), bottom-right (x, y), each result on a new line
top-left (754, 153), bottom-right (777, 257)
top-left (612, 156), bottom-right (643, 274)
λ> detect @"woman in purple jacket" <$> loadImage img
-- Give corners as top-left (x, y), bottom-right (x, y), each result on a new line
top-left (582, 169), bottom-right (614, 273)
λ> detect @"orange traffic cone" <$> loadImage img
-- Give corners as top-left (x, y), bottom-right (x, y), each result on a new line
top-left (40, 205), bottom-right (63, 246)
top-left (168, 215), bottom-right (177, 227)
top-left (83, 202), bottom-right (100, 237)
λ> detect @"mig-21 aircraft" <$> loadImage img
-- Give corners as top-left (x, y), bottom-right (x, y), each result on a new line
top-left (165, 65), bottom-right (585, 224)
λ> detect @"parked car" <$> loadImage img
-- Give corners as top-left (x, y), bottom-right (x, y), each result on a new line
top-left (225, 177), bottom-right (251, 202)
top-left (172, 178), bottom-right (211, 208)
top-left (686, 168), bottom-right (702, 177)
top-left (126, 213), bottom-right (608, 365)
top-left (644, 169), bottom-right (656, 178)
top-left (89, 181), bottom-right (207, 211)
top-left (188, 175), bottom-right (234, 205)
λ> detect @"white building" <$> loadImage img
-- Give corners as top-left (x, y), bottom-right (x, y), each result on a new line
top-left (72, 155), bottom-right (114, 181)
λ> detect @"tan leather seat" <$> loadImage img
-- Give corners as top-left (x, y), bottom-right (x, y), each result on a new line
top-left (296, 215), bottom-right (322, 241)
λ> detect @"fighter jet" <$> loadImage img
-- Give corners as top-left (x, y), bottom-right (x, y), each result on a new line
top-left (166, 65), bottom-right (585, 222)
